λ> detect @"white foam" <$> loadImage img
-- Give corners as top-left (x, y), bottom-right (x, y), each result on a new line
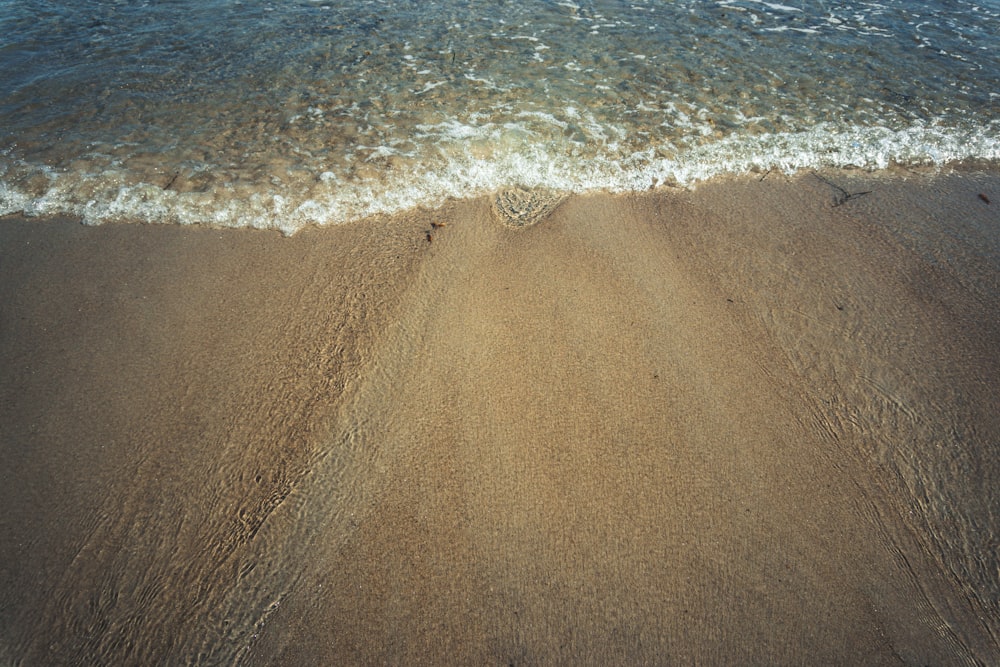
top-left (0, 181), bottom-right (32, 216)
top-left (413, 81), bottom-right (446, 95)
top-left (755, 1), bottom-right (802, 12)
top-left (2, 122), bottom-right (998, 235)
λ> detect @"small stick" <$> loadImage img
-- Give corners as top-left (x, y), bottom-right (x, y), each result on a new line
top-left (812, 172), bottom-right (872, 207)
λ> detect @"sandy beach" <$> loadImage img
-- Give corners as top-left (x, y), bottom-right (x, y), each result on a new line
top-left (1, 168), bottom-right (998, 665)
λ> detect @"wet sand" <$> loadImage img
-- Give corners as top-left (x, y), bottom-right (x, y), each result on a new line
top-left (1, 169), bottom-right (998, 665)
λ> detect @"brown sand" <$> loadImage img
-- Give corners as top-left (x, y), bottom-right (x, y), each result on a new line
top-left (1, 169), bottom-right (998, 665)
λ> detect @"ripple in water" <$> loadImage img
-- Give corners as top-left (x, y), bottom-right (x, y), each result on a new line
top-left (0, 0), bottom-right (998, 231)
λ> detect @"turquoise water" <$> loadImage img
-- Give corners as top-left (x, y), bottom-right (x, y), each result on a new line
top-left (1, 0), bottom-right (999, 232)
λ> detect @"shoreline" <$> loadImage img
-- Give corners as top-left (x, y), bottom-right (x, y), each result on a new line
top-left (4, 157), bottom-right (999, 235)
top-left (2, 168), bottom-right (998, 664)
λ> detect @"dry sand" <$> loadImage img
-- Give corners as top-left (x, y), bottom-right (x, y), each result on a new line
top-left (1, 169), bottom-right (998, 665)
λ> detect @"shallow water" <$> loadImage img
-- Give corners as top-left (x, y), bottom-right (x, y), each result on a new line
top-left (1, 0), bottom-right (999, 231)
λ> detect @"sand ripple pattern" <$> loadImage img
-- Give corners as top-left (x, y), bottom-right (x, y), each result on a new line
top-left (492, 188), bottom-right (567, 228)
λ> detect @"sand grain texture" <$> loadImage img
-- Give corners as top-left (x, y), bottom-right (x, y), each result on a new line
top-left (1, 170), bottom-right (998, 665)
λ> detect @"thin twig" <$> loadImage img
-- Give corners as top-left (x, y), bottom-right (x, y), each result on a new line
top-left (812, 172), bottom-right (871, 207)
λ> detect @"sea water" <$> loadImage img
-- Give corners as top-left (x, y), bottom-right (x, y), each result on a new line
top-left (1, 0), bottom-right (999, 233)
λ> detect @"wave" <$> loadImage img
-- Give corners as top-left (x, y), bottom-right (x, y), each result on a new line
top-left (3, 121), bottom-right (999, 235)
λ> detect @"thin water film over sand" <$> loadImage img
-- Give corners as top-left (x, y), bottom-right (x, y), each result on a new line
top-left (1, 171), bottom-right (999, 664)
top-left (1, 0), bottom-right (999, 230)
top-left (0, 0), bottom-right (999, 663)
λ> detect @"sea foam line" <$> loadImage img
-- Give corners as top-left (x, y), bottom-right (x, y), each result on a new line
top-left (1, 122), bottom-right (998, 235)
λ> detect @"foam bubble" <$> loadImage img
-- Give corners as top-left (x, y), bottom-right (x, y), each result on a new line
top-left (2, 1), bottom-right (998, 234)
top-left (2, 121), bottom-right (996, 235)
